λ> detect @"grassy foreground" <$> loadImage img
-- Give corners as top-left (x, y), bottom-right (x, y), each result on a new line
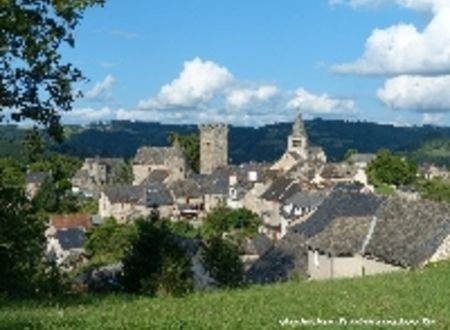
top-left (0, 262), bottom-right (449, 330)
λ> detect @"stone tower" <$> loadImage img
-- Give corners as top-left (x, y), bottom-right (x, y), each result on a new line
top-left (288, 113), bottom-right (308, 159)
top-left (199, 123), bottom-right (228, 175)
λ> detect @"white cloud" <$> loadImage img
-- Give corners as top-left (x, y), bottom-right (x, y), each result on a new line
top-left (287, 88), bottom-right (357, 114)
top-left (422, 113), bottom-right (444, 125)
top-left (226, 85), bottom-right (279, 109)
top-left (62, 107), bottom-right (117, 124)
top-left (85, 75), bottom-right (116, 101)
top-left (330, 0), bottom-right (448, 11)
top-left (138, 57), bottom-right (233, 110)
top-left (377, 75), bottom-right (450, 112)
top-left (332, 3), bottom-right (450, 75)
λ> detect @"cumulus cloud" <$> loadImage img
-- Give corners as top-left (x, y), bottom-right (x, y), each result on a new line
top-left (85, 75), bottom-right (116, 101)
top-left (138, 57), bottom-right (233, 110)
top-left (225, 85), bottom-right (279, 109)
top-left (62, 107), bottom-right (117, 124)
top-left (422, 113), bottom-right (444, 125)
top-left (332, 2), bottom-right (450, 76)
top-left (287, 88), bottom-right (357, 114)
top-left (377, 75), bottom-right (450, 112)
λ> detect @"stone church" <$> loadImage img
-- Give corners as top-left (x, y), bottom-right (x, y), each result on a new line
top-left (271, 113), bottom-right (326, 177)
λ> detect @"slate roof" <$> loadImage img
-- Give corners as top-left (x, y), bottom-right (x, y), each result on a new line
top-left (140, 170), bottom-right (169, 185)
top-left (144, 183), bottom-right (174, 207)
top-left (55, 228), bottom-right (86, 250)
top-left (134, 146), bottom-right (184, 165)
top-left (26, 172), bottom-right (49, 184)
top-left (291, 189), bottom-right (384, 239)
top-left (246, 232), bottom-right (308, 284)
top-left (85, 157), bottom-right (123, 167)
top-left (365, 198), bottom-right (450, 267)
top-left (169, 178), bottom-right (202, 198)
top-left (260, 177), bottom-right (301, 202)
top-left (103, 185), bottom-right (144, 204)
top-left (306, 216), bottom-right (374, 256)
top-left (284, 191), bottom-right (326, 209)
top-left (241, 234), bottom-right (273, 255)
top-left (194, 171), bottom-right (229, 195)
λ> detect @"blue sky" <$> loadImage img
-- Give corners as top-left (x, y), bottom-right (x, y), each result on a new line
top-left (62, 0), bottom-right (450, 127)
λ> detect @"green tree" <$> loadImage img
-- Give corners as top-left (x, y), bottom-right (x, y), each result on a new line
top-left (22, 128), bottom-right (45, 163)
top-left (0, 157), bottom-right (24, 187)
top-left (110, 161), bottom-right (133, 185)
top-left (122, 220), bottom-right (193, 297)
top-left (85, 218), bottom-right (138, 267)
top-left (167, 132), bottom-right (200, 173)
top-left (1, 0), bottom-right (105, 140)
top-left (203, 207), bottom-right (261, 243)
top-left (367, 149), bottom-right (417, 187)
top-left (202, 236), bottom-right (244, 289)
top-left (0, 186), bottom-right (46, 296)
top-left (344, 148), bottom-right (358, 163)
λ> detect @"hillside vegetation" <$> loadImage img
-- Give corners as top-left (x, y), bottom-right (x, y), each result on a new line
top-left (1, 261), bottom-right (449, 330)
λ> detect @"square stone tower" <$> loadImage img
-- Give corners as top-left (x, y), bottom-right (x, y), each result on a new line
top-left (199, 123), bottom-right (228, 174)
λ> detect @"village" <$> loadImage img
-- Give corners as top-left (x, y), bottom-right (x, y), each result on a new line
top-left (24, 114), bottom-right (450, 288)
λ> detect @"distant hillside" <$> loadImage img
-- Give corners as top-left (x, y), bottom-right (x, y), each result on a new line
top-left (409, 138), bottom-right (450, 168)
top-left (54, 120), bottom-right (450, 163)
top-left (1, 261), bottom-right (449, 329)
top-left (3, 120), bottom-right (450, 164)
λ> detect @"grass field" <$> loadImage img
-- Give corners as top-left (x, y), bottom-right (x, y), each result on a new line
top-left (0, 261), bottom-right (449, 330)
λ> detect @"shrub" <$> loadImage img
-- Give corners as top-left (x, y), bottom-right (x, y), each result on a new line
top-left (202, 237), bottom-right (244, 289)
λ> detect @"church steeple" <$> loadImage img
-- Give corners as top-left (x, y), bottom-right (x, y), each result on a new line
top-left (287, 112), bottom-right (308, 158)
top-left (292, 113), bottom-right (305, 137)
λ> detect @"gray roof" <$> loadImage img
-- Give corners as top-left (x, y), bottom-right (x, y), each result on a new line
top-left (169, 178), bottom-right (202, 199)
top-left (145, 183), bottom-right (174, 207)
top-left (26, 172), bottom-right (49, 184)
top-left (291, 189), bottom-right (384, 239)
top-left (241, 234), bottom-right (273, 255)
top-left (103, 185), bottom-right (144, 204)
top-left (194, 171), bottom-right (229, 195)
top-left (260, 177), bottom-right (301, 202)
top-left (85, 157), bottom-right (124, 167)
top-left (365, 198), bottom-right (450, 267)
top-left (284, 191), bottom-right (326, 209)
top-left (246, 232), bottom-right (308, 284)
top-left (55, 228), bottom-right (86, 250)
top-left (307, 216), bottom-right (374, 256)
top-left (134, 146), bottom-right (184, 165)
top-left (140, 170), bottom-right (169, 185)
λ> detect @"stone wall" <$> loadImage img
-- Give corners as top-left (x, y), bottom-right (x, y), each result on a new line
top-left (200, 124), bottom-right (228, 175)
top-left (307, 251), bottom-right (402, 280)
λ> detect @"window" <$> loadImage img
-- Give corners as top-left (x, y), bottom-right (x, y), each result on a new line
top-left (314, 251), bottom-right (320, 268)
top-left (292, 139), bottom-right (301, 147)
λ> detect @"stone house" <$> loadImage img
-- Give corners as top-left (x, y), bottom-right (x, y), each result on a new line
top-left (280, 191), bottom-right (326, 237)
top-left (307, 197), bottom-right (450, 280)
top-left (194, 170), bottom-right (229, 213)
top-left (259, 177), bottom-right (303, 241)
top-left (46, 213), bottom-right (92, 271)
top-left (72, 157), bottom-right (126, 198)
top-left (247, 183), bottom-right (384, 284)
top-left (25, 171), bottom-right (50, 199)
top-left (420, 164), bottom-right (450, 181)
top-left (168, 178), bottom-right (204, 219)
top-left (99, 183), bottom-right (175, 223)
top-left (132, 143), bottom-right (187, 185)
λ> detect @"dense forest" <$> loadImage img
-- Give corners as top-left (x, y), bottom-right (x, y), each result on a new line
top-left (2, 119), bottom-right (450, 165)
